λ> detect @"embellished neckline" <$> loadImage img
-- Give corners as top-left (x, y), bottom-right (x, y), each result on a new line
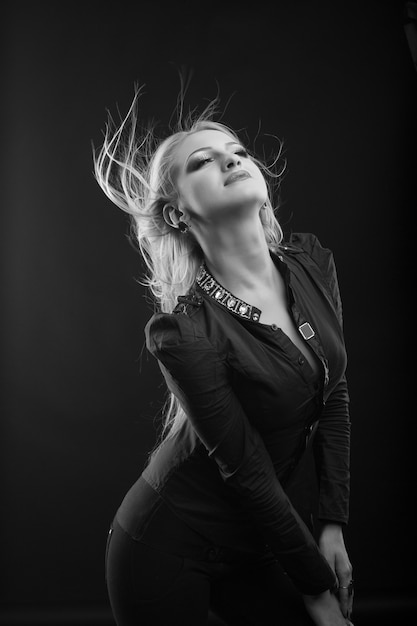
top-left (195, 260), bottom-right (317, 344)
top-left (196, 264), bottom-right (262, 322)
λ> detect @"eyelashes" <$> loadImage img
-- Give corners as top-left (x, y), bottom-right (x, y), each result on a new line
top-left (193, 148), bottom-right (249, 170)
top-left (194, 154), bottom-right (213, 169)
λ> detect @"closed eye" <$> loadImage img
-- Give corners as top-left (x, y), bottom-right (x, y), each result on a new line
top-left (189, 146), bottom-right (249, 171)
top-left (194, 156), bottom-right (213, 169)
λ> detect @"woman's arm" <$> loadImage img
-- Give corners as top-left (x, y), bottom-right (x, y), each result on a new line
top-left (314, 382), bottom-right (352, 616)
top-left (287, 232), bottom-right (353, 622)
top-left (314, 376), bottom-right (351, 525)
top-left (314, 359), bottom-right (352, 613)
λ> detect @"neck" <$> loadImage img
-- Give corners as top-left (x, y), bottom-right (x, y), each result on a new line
top-left (198, 214), bottom-right (277, 293)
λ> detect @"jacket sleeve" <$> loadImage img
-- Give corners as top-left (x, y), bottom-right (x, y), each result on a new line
top-left (315, 375), bottom-right (350, 524)
top-left (145, 312), bottom-right (337, 595)
top-left (289, 232), bottom-right (351, 525)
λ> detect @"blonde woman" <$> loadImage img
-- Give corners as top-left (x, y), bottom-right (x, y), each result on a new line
top-left (94, 88), bottom-right (354, 626)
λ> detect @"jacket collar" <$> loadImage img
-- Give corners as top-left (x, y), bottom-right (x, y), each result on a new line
top-left (196, 264), bottom-right (262, 322)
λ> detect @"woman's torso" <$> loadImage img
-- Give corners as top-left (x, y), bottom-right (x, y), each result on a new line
top-left (115, 238), bottom-right (347, 551)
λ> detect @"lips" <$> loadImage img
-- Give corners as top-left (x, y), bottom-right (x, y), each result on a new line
top-left (224, 170), bottom-right (251, 186)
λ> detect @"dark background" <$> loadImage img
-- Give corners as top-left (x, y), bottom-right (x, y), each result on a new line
top-left (1, 0), bottom-right (416, 624)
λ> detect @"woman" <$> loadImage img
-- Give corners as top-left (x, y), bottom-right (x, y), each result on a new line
top-left (94, 87), bottom-right (354, 626)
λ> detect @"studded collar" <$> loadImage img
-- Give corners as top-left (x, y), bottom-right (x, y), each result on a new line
top-left (196, 264), bottom-right (262, 323)
top-left (195, 254), bottom-right (317, 342)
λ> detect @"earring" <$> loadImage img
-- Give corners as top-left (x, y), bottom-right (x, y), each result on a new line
top-left (178, 220), bottom-right (190, 233)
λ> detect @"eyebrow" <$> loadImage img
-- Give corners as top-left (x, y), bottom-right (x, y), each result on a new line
top-left (185, 141), bottom-right (242, 167)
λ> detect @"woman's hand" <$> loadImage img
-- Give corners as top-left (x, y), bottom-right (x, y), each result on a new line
top-left (319, 523), bottom-right (354, 620)
top-left (303, 589), bottom-right (352, 625)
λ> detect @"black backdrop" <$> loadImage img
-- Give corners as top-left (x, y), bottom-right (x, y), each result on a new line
top-left (2, 0), bottom-right (416, 621)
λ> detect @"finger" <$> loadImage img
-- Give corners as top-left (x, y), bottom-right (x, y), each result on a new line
top-left (338, 579), bottom-right (354, 618)
top-left (338, 587), bottom-right (349, 617)
top-left (347, 587), bottom-right (354, 616)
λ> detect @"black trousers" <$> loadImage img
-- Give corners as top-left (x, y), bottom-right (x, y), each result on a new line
top-left (105, 517), bottom-right (315, 626)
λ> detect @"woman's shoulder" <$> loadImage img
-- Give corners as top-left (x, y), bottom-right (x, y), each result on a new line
top-left (284, 231), bottom-right (332, 259)
top-left (144, 293), bottom-right (206, 354)
top-left (282, 231), bottom-right (336, 275)
top-left (283, 232), bottom-right (343, 318)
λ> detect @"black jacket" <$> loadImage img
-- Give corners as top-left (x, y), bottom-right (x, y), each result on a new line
top-left (116, 232), bottom-right (350, 595)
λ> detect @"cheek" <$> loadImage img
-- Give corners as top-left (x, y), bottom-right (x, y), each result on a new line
top-left (253, 168), bottom-right (268, 190)
top-left (183, 177), bottom-right (219, 213)
top-left (193, 180), bottom-right (217, 205)
top-left (244, 169), bottom-right (269, 201)
top-left (258, 175), bottom-right (269, 203)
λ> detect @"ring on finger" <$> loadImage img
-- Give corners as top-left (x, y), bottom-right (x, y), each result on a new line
top-left (339, 579), bottom-right (354, 596)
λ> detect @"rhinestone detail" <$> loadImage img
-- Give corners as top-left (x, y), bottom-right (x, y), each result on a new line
top-left (196, 265), bottom-right (262, 322)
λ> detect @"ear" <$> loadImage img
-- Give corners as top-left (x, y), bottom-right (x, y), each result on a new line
top-left (162, 203), bottom-right (183, 229)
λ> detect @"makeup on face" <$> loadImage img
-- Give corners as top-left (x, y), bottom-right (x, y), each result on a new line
top-left (185, 142), bottom-right (249, 173)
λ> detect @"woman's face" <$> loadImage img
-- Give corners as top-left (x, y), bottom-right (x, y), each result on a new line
top-left (172, 129), bottom-right (268, 223)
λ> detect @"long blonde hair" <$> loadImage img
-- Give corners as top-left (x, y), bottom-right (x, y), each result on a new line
top-left (93, 85), bottom-right (286, 440)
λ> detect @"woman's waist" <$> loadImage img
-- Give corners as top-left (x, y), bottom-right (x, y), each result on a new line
top-left (115, 475), bottom-right (268, 558)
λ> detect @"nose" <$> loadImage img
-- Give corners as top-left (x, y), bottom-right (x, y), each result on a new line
top-left (222, 152), bottom-right (242, 171)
